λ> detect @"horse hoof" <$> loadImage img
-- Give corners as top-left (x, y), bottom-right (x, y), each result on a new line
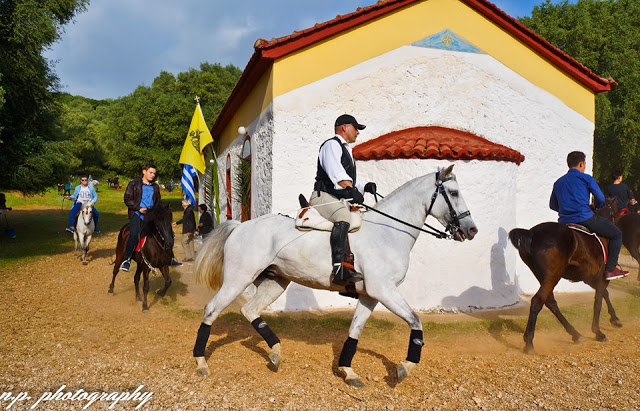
top-left (268, 343), bottom-right (282, 369)
top-left (610, 319), bottom-right (623, 328)
top-left (142, 308), bottom-right (149, 313)
top-left (572, 334), bottom-right (584, 343)
top-left (83, 261), bottom-right (88, 265)
top-left (155, 290), bottom-right (166, 297)
top-left (196, 357), bottom-right (209, 377)
top-left (396, 360), bottom-right (416, 383)
top-left (108, 289), bottom-right (113, 294)
top-left (338, 366), bottom-right (364, 388)
top-left (596, 334), bottom-right (608, 342)
top-left (523, 346), bottom-right (536, 355)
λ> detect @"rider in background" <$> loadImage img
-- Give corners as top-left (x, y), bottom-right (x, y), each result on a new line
top-left (65, 175), bottom-right (100, 234)
top-left (606, 170), bottom-right (635, 214)
top-left (120, 163), bottom-right (182, 271)
top-left (310, 114), bottom-right (377, 286)
top-left (550, 151), bottom-right (628, 280)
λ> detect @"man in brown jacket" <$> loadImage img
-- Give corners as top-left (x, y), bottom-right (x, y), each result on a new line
top-left (120, 163), bottom-right (167, 271)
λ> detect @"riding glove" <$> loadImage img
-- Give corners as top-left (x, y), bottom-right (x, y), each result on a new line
top-left (345, 187), bottom-right (365, 205)
top-left (364, 182), bottom-right (377, 195)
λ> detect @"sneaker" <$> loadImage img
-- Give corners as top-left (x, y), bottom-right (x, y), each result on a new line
top-left (94, 228), bottom-right (101, 233)
top-left (120, 259), bottom-right (131, 272)
top-left (605, 266), bottom-right (629, 281)
top-left (65, 227), bottom-right (75, 233)
top-left (170, 258), bottom-right (183, 267)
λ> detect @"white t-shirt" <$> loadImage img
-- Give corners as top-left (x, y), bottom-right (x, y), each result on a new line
top-left (77, 186), bottom-right (92, 204)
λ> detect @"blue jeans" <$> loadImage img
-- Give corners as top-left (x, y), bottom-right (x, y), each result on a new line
top-left (69, 202), bottom-right (99, 229)
top-left (579, 214), bottom-right (622, 271)
top-left (123, 214), bottom-right (143, 261)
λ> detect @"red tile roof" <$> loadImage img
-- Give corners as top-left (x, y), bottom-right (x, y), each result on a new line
top-left (212, 0), bottom-right (616, 137)
top-left (352, 126), bottom-right (525, 165)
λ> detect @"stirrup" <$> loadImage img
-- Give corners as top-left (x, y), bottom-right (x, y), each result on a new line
top-left (331, 263), bottom-right (363, 285)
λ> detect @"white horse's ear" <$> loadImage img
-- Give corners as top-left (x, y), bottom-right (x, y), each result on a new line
top-left (441, 164), bottom-right (454, 179)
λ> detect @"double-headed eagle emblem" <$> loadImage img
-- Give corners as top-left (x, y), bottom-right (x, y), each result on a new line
top-left (190, 129), bottom-right (202, 153)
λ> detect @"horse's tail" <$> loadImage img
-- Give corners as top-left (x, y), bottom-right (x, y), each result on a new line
top-left (509, 228), bottom-right (533, 258)
top-left (194, 220), bottom-right (241, 291)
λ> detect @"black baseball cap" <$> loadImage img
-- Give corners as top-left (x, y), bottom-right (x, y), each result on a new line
top-left (335, 114), bottom-right (366, 130)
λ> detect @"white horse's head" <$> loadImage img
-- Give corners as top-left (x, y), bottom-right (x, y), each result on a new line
top-left (428, 165), bottom-right (477, 242)
top-left (80, 201), bottom-right (94, 224)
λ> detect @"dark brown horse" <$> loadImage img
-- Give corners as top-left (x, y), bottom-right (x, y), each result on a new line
top-left (509, 198), bottom-right (622, 354)
top-left (109, 203), bottom-right (174, 311)
top-left (616, 212), bottom-right (640, 280)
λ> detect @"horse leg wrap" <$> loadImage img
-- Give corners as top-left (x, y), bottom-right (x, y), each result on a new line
top-left (338, 337), bottom-right (359, 367)
top-left (251, 317), bottom-right (280, 348)
top-left (193, 323), bottom-right (212, 357)
top-left (407, 329), bottom-right (424, 363)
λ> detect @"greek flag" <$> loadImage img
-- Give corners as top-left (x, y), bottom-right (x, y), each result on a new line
top-left (181, 164), bottom-right (197, 206)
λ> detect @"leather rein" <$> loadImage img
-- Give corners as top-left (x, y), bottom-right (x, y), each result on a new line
top-left (363, 171), bottom-right (471, 239)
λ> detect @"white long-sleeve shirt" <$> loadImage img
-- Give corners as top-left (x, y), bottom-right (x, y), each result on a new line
top-left (318, 134), bottom-right (366, 192)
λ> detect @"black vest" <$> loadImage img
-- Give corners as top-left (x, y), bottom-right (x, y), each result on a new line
top-left (314, 137), bottom-right (356, 199)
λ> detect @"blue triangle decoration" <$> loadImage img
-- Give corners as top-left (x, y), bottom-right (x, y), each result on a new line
top-left (411, 29), bottom-right (484, 54)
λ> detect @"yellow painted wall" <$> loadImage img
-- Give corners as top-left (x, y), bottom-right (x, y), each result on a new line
top-left (272, 0), bottom-right (595, 121)
top-left (218, 66), bottom-right (274, 150)
top-left (217, 0), bottom-right (597, 151)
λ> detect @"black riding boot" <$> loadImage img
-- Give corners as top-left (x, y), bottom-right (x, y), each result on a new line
top-left (330, 221), bottom-right (363, 285)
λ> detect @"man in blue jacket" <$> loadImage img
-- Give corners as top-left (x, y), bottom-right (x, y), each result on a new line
top-left (65, 175), bottom-right (100, 233)
top-left (550, 151), bottom-right (628, 280)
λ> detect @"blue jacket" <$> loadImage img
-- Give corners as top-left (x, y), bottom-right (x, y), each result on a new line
top-left (550, 168), bottom-right (604, 224)
top-left (70, 184), bottom-right (98, 204)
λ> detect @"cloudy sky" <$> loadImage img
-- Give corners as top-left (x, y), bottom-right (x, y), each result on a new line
top-left (45, 0), bottom-right (573, 100)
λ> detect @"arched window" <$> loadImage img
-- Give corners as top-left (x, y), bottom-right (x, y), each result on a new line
top-left (240, 136), bottom-right (251, 221)
top-left (225, 153), bottom-right (232, 219)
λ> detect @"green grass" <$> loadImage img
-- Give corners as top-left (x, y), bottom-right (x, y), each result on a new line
top-left (0, 184), bottom-right (186, 269)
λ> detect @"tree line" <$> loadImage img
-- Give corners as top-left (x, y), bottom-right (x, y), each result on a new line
top-left (0, 0), bottom-right (638, 194)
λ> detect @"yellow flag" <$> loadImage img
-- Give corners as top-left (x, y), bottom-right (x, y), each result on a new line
top-left (179, 103), bottom-right (214, 173)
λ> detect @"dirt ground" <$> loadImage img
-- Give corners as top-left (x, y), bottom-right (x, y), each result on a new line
top-left (1, 231), bottom-right (640, 410)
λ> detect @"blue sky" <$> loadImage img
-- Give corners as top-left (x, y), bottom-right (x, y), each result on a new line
top-left (45, 0), bottom-right (573, 100)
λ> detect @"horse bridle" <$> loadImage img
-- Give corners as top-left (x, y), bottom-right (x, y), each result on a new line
top-left (81, 205), bottom-right (94, 225)
top-left (365, 170), bottom-right (471, 239)
top-left (426, 170), bottom-right (471, 237)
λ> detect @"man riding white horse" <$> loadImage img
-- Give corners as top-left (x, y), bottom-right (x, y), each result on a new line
top-left (310, 114), bottom-right (377, 286)
top-left (65, 175), bottom-right (100, 234)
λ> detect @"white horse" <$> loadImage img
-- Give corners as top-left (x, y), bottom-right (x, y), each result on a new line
top-left (74, 201), bottom-right (95, 265)
top-left (193, 165), bottom-right (477, 387)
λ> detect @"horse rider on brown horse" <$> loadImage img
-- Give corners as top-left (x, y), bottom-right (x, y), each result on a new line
top-left (550, 151), bottom-right (629, 280)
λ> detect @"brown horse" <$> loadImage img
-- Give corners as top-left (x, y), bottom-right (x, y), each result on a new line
top-left (509, 198), bottom-right (622, 354)
top-left (109, 204), bottom-right (174, 311)
top-left (616, 212), bottom-right (640, 280)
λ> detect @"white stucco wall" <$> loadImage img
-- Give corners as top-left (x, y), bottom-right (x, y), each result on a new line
top-left (214, 44), bottom-right (595, 311)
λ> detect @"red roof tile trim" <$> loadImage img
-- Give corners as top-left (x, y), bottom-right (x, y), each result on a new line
top-left (352, 126), bottom-right (525, 165)
top-left (212, 0), bottom-right (615, 137)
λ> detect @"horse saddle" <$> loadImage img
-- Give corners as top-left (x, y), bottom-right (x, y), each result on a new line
top-left (294, 194), bottom-right (363, 232)
top-left (136, 236), bottom-right (148, 252)
top-left (567, 223), bottom-right (607, 264)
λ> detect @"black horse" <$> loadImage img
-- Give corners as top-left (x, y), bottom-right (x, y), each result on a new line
top-left (508, 198), bottom-right (622, 354)
top-left (109, 203), bottom-right (174, 311)
top-left (614, 212), bottom-right (640, 281)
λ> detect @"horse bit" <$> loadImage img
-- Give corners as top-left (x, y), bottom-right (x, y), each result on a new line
top-left (366, 170), bottom-right (471, 239)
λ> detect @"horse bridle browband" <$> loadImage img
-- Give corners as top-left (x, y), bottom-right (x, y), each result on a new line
top-left (365, 170), bottom-right (471, 239)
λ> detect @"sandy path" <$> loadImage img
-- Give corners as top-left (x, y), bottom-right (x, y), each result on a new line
top-left (1, 231), bottom-right (639, 410)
